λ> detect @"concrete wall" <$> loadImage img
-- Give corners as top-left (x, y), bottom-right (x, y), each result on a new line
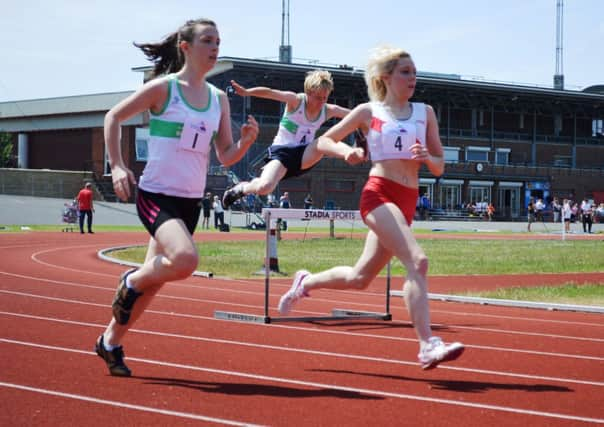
top-left (0, 168), bottom-right (94, 199)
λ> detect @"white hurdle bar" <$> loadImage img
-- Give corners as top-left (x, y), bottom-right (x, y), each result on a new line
top-left (215, 208), bottom-right (392, 324)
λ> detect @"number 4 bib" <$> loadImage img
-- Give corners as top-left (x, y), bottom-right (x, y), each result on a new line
top-left (382, 123), bottom-right (417, 159)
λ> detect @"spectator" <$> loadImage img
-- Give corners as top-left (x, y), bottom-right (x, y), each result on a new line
top-left (562, 199), bottom-right (572, 233)
top-left (571, 202), bottom-right (579, 223)
top-left (213, 195), bottom-right (225, 229)
top-left (279, 191), bottom-right (291, 231)
top-left (267, 193), bottom-right (277, 208)
top-left (580, 198), bottom-right (594, 233)
top-left (419, 193), bottom-right (430, 220)
top-left (527, 198), bottom-right (536, 232)
top-left (76, 182), bottom-right (94, 234)
top-left (535, 198), bottom-right (545, 222)
top-left (486, 202), bottom-right (495, 221)
top-left (596, 203), bottom-right (604, 224)
top-left (201, 192), bottom-right (212, 229)
top-left (551, 197), bottom-right (561, 223)
top-left (304, 193), bottom-right (313, 209)
top-left (279, 192), bottom-right (291, 209)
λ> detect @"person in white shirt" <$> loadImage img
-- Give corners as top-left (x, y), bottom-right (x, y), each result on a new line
top-left (562, 199), bottom-right (572, 233)
top-left (213, 195), bottom-right (225, 229)
top-left (580, 198), bottom-right (594, 233)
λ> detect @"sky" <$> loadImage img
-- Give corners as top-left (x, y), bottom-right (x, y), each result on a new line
top-left (1, 0), bottom-right (602, 102)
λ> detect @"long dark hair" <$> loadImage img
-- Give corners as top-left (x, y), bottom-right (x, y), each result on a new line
top-left (134, 18), bottom-right (216, 78)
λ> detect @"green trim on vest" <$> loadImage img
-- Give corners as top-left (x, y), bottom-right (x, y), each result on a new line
top-left (279, 116), bottom-right (299, 134)
top-left (149, 118), bottom-right (184, 138)
top-left (150, 75), bottom-right (174, 116)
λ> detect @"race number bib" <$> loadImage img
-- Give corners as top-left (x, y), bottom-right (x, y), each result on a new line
top-left (382, 123), bottom-right (417, 158)
top-left (177, 117), bottom-right (212, 153)
top-left (295, 126), bottom-right (314, 145)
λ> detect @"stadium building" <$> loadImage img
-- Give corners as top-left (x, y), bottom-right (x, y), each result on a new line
top-left (1, 57), bottom-right (603, 220)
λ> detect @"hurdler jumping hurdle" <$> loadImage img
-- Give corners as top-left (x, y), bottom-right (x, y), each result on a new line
top-left (214, 208), bottom-right (393, 324)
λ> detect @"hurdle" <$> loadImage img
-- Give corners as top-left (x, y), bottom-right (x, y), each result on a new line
top-left (214, 208), bottom-right (393, 324)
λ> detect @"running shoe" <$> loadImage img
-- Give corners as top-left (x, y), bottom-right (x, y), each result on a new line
top-left (112, 269), bottom-right (142, 325)
top-left (222, 182), bottom-right (248, 210)
top-left (278, 270), bottom-right (310, 315)
top-left (418, 336), bottom-right (464, 370)
top-left (94, 334), bottom-right (131, 377)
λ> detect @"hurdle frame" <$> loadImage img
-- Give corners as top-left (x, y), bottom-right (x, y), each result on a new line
top-left (215, 208), bottom-right (393, 324)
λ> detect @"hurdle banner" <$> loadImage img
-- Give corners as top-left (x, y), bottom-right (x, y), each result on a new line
top-left (214, 208), bottom-right (392, 324)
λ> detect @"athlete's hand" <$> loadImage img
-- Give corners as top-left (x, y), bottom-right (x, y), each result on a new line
top-left (410, 140), bottom-right (429, 162)
top-left (111, 164), bottom-right (136, 202)
top-left (240, 115), bottom-right (259, 146)
top-left (230, 80), bottom-right (249, 97)
top-left (344, 147), bottom-right (366, 165)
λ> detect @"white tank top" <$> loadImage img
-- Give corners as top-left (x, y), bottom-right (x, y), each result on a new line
top-left (272, 95), bottom-right (327, 147)
top-left (139, 75), bottom-right (221, 198)
top-left (366, 102), bottom-right (427, 161)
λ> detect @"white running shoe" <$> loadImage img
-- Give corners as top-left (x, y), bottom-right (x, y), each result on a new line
top-left (278, 270), bottom-right (310, 315)
top-left (418, 336), bottom-right (465, 370)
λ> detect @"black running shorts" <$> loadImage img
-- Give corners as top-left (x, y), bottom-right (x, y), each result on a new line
top-left (266, 145), bottom-right (316, 179)
top-left (136, 188), bottom-right (202, 237)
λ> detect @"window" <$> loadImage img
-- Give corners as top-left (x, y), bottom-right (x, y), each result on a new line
top-left (593, 119), bottom-right (603, 137)
top-left (135, 128), bottom-right (150, 161)
top-left (443, 146), bottom-right (460, 163)
top-left (465, 146), bottom-right (489, 162)
top-left (495, 148), bottom-right (510, 165)
top-left (519, 113), bottom-right (524, 129)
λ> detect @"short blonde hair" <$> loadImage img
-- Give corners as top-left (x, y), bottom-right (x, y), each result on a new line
top-left (304, 70), bottom-right (334, 94)
top-left (364, 46), bottom-right (411, 102)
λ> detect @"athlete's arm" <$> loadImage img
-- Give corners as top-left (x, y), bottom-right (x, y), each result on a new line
top-left (230, 79), bottom-right (299, 106)
top-left (326, 103), bottom-right (351, 120)
top-left (317, 103), bottom-right (371, 165)
top-left (410, 105), bottom-right (444, 177)
top-left (104, 78), bottom-right (168, 200)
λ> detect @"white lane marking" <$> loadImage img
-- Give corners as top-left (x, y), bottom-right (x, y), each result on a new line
top-left (1, 282), bottom-right (603, 347)
top-left (2, 267), bottom-right (603, 329)
top-left (1, 312), bottom-right (602, 387)
top-left (0, 339), bottom-right (602, 425)
top-left (0, 381), bottom-right (262, 426)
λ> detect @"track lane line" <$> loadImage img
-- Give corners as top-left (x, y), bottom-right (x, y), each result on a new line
top-left (0, 381), bottom-right (262, 426)
top-left (1, 313), bottom-right (602, 387)
top-left (0, 339), bottom-right (602, 425)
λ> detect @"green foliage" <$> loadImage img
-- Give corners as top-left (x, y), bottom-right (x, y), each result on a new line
top-left (0, 132), bottom-right (14, 167)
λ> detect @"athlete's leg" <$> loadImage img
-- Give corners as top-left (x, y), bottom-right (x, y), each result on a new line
top-left (364, 203), bottom-right (432, 346)
top-left (104, 219), bottom-right (198, 345)
top-left (242, 160), bottom-right (287, 196)
top-left (300, 139), bottom-right (324, 170)
top-left (301, 231), bottom-right (391, 292)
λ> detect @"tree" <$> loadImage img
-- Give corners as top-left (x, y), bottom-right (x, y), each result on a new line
top-left (0, 132), bottom-right (14, 167)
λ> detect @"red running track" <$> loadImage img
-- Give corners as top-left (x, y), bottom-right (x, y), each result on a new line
top-left (0, 231), bottom-right (602, 426)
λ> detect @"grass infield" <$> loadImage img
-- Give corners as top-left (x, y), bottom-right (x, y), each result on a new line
top-left (112, 236), bottom-right (604, 306)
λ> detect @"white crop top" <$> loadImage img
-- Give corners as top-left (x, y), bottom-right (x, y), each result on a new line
top-left (272, 95), bottom-right (327, 147)
top-left (138, 75), bottom-right (221, 198)
top-left (366, 102), bottom-right (427, 161)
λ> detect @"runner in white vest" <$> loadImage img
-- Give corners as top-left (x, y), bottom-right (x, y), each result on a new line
top-left (278, 46), bottom-right (464, 370)
top-left (222, 70), bottom-right (350, 208)
top-left (97, 18), bottom-right (258, 377)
